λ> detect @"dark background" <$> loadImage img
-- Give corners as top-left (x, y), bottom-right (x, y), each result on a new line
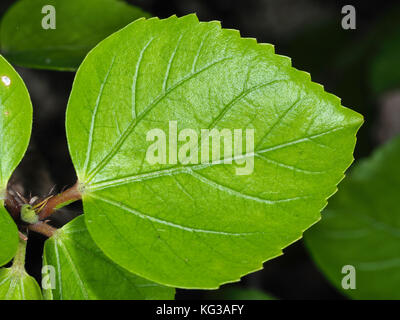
top-left (1, 0), bottom-right (400, 300)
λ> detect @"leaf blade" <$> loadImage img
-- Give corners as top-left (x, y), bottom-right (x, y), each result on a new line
top-left (305, 135), bottom-right (400, 299)
top-left (0, 268), bottom-right (43, 300)
top-left (43, 215), bottom-right (175, 300)
top-left (0, 0), bottom-right (150, 71)
top-left (0, 55), bottom-right (32, 266)
top-left (66, 15), bottom-right (363, 288)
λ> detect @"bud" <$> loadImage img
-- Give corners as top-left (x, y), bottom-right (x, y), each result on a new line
top-left (20, 204), bottom-right (39, 224)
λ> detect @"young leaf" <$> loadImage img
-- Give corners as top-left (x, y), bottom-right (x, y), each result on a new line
top-left (0, 269), bottom-right (43, 300)
top-left (43, 215), bottom-right (175, 300)
top-left (0, 240), bottom-right (42, 300)
top-left (305, 136), bottom-right (400, 300)
top-left (0, 55), bottom-right (32, 266)
top-left (0, 0), bottom-right (150, 71)
top-left (66, 15), bottom-right (363, 288)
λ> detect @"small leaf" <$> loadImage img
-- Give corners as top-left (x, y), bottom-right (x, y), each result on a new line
top-left (43, 215), bottom-right (175, 300)
top-left (0, 239), bottom-right (42, 300)
top-left (305, 135), bottom-right (400, 299)
top-left (0, 55), bottom-right (32, 266)
top-left (0, 268), bottom-right (43, 300)
top-left (0, 207), bottom-right (18, 267)
top-left (66, 15), bottom-right (363, 288)
top-left (0, 0), bottom-right (150, 71)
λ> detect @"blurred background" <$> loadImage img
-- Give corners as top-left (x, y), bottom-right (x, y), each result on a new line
top-left (1, 0), bottom-right (399, 299)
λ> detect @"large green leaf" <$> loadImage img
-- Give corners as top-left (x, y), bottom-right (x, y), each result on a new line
top-left (0, 0), bottom-right (150, 71)
top-left (305, 135), bottom-right (400, 300)
top-left (66, 15), bottom-right (363, 288)
top-left (0, 55), bottom-right (32, 266)
top-left (0, 240), bottom-right (42, 300)
top-left (43, 215), bottom-right (175, 300)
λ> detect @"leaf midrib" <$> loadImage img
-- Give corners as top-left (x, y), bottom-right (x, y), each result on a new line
top-left (87, 126), bottom-right (343, 192)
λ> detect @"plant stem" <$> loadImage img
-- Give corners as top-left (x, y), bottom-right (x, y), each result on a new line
top-left (4, 188), bottom-right (24, 221)
top-left (18, 231), bottom-right (28, 241)
top-left (11, 238), bottom-right (27, 275)
top-left (28, 222), bottom-right (57, 238)
top-left (38, 181), bottom-right (82, 220)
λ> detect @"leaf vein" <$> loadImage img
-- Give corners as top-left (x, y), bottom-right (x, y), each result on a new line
top-left (90, 194), bottom-right (265, 237)
top-left (88, 126), bottom-right (345, 191)
top-left (82, 55), bottom-right (116, 176)
top-left (84, 56), bottom-right (234, 184)
top-left (58, 241), bottom-right (90, 299)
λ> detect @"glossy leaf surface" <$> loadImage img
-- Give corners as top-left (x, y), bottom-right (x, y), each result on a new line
top-left (66, 15), bottom-right (363, 288)
top-left (0, 55), bottom-right (32, 266)
top-left (43, 215), bottom-right (175, 299)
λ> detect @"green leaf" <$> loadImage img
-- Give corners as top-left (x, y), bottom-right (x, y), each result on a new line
top-left (0, 207), bottom-right (18, 267)
top-left (0, 240), bottom-right (42, 300)
top-left (43, 215), bottom-right (175, 300)
top-left (0, 0), bottom-right (150, 71)
top-left (66, 15), bottom-right (363, 288)
top-left (305, 135), bottom-right (400, 300)
top-left (0, 54), bottom-right (32, 266)
top-left (0, 269), bottom-right (43, 300)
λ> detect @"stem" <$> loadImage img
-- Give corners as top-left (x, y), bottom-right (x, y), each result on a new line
top-left (11, 238), bottom-right (27, 275)
top-left (28, 222), bottom-right (57, 238)
top-left (18, 231), bottom-right (28, 241)
top-left (4, 189), bottom-right (23, 221)
top-left (38, 181), bottom-right (82, 220)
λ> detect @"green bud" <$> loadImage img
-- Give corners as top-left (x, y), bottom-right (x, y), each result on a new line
top-left (20, 204), bottom-right (38, 224)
